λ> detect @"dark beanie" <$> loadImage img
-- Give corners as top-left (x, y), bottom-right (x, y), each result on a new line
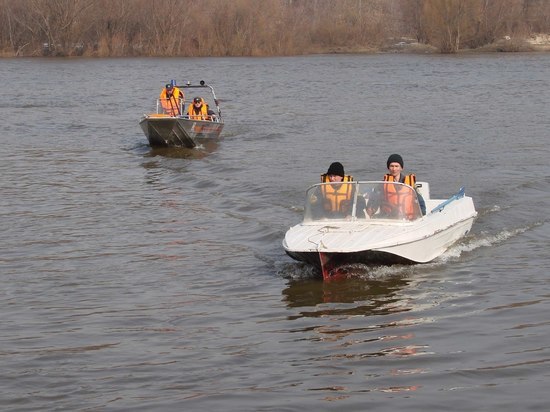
top-left (327, 162), bottom-right (345, 177)
top-left (386, 154), bottom-right (403, 169)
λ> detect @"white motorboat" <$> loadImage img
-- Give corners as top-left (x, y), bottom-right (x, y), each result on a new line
top-left (283, 181), bottom-right (477, 280)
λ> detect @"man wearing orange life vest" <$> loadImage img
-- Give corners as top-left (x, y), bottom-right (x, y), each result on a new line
top-left (159, 83), bottom-right (184, 116)
top-left (187, 96), bottom-right (210, 120)
top-left (366, 154), bottom-right (426, 219)
top-left (318, 162), bottom-right (364, 219)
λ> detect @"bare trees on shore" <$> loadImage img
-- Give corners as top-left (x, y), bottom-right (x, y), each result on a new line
top-left (0, 0), bottom-right (548, 57)
top-left (403, 0), bottom-right (550, 53)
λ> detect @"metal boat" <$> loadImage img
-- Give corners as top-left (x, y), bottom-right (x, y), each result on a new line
top-left (283, 181), bottom-right (477, 280)
top-left (139, 81), bottom-right (224, 148)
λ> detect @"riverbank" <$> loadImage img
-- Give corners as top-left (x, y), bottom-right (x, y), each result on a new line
top-left (321, 34), bottom-right (550, 55)
top-left (1, 34), bottom-right (549, 58)
top-left (380, 34), bottom-right (550, 54)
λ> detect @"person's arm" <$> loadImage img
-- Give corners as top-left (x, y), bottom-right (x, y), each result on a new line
top-left (417, 192), bottom-right (426, 215)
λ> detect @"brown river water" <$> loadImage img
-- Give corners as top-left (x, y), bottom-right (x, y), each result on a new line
top-left (1, 54), bottom-right (549, 411)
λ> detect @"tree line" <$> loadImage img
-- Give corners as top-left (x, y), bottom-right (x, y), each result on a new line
top-left (1, 0), bottom-right (549, 57)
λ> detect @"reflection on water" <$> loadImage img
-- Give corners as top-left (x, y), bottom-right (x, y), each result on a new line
top-left (283, 273), bottom-right (427, 395)
top-left (282, 272), bottom-right (412, 315)
top-left (144, 137), bottom-right (220, 159)
top-left (145, 145), bottom-right (214, 159)
top-left (147, 146), bottom-right (203, 159)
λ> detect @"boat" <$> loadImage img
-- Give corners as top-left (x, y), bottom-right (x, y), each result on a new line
top-left (139, 80), bottom-right (224, 148)
top-left (283, 180), bottom-right (477, 280)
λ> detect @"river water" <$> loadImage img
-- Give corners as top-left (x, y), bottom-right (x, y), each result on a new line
top-left (1, 53), bottom-right (549, 411)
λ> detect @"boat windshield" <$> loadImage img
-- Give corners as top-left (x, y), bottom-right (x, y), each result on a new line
top-left (303, 181), bottom-right (423, 222)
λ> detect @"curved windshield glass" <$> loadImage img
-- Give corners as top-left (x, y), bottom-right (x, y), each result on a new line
top-left (303, 181), bottom-right (422, 222)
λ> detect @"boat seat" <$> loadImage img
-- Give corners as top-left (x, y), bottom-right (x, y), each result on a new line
top-left (415, 182), bottom-right (430, 200)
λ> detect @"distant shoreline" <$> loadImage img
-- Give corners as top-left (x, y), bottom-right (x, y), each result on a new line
top-left (325, 34), bottom-right (550, 55)
top-left (2, 35), bottom-right (549, 58)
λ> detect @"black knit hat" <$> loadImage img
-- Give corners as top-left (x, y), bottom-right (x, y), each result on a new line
top-left (386, 154), bottom-right (403, 169)
top-left (327, 162), bottom-right (345, 177)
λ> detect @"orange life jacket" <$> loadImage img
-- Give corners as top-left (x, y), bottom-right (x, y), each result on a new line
top-left (159, 88), bottom-right (184, 116)
top-left (187, 99), bottom-right (209, 120)
top-left (381, 174), bottom-right (418, 220)
top-left (320, 175), bottom-right (354, 214)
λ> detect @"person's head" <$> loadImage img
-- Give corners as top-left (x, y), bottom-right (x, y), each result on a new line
top-left (326, 162), bottom-right (345, 182)
top-left (193, 97), bottom-right (202, 107)
top-left (165, 83), bottom-right (173, 95)
top-left (386, 154), bottom-right (403, 178)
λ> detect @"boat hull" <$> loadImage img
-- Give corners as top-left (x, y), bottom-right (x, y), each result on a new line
top-left (286, 249), bottom-right (413, 270)
top-left (284, 215), bottom-right (475, 271)
top-left (139, 115), bottom-right (224, 148)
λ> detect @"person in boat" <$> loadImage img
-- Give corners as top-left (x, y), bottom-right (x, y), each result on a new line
top-left (159, 83), bottom-right (185, 116)
top-left (187, 96), bottom-right (210, 120)
top-left (365, 153), bottom-right (426, 219)
top-left (314, 162), bottom-right (364, 219)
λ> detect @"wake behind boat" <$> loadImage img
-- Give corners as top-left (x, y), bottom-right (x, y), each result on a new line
top-left (139, 80), bottom-right (224, 148)
top-left (283, 181), bottom-right (477, 280)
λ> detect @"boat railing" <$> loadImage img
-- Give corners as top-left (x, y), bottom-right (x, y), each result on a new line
top-left (303, 181), bottom-right (423, 223)
top-left (181, 113), bottom-right (223, 123)
top-left (155, 98), bottom-right (185, 116)
top-left (153, 98), bottom-right (222, 122)
top-left (430, 187), bottom-right (465, 213)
